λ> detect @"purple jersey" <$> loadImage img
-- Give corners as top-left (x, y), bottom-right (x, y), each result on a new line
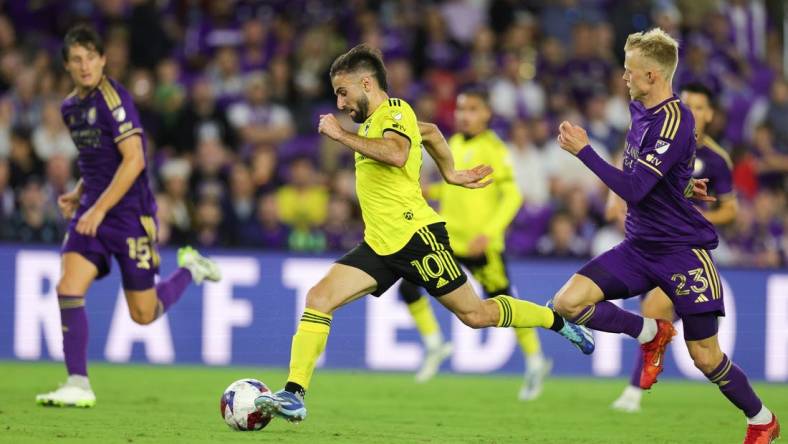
top-left (693, 135), bottom-right (734, 199)
top-left (622, 95), bottom-right (718, 252)
top-left (61, 76), bottom-right (156, 217)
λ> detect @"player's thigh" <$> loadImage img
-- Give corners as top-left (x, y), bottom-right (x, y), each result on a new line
top-left (306, 263), bottom-right (378, 313)
top-left (57, 252), bottom-right (100, 296)
top-left (641, 287), bottom-right (675, 321)
top-left (112, 214), bottom-right (160, 293)
top-left (651, 248), bottom-right (724, 319)
top-left (124, 287), bottom-right (159, 325)
top-left (555, 242), bottom-right (653, 317)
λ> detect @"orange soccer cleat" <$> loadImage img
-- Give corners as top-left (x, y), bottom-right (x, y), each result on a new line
top-left (639, 319), bottom-right (676, 389)
top-left (743, 414), bottom-right (780, 444)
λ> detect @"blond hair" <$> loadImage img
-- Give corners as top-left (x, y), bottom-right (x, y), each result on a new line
top-left (624, 28), bottom-right (679, 82)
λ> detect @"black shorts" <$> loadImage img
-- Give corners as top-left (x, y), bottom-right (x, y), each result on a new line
top-left (337, 222), bottom-right (468, 297)
top-left (400, 250), bottom-right (512, 303)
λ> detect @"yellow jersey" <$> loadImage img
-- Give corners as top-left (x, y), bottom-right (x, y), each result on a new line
top-left (355, 98), bottom-right (442, 255)
top-left (436, 130), bottom-right (522, 256)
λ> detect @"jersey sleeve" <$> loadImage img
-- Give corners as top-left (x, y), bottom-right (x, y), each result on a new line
top-left (98, 80), bottom-right (143, 144)
top-left (637, 101), bottom-right (694, 178)
top-left (377, 98), bottom-right (415, 146)
top-left (712, 157), bottom-right (734, 198)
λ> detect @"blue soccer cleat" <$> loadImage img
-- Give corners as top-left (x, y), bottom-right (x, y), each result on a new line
top-left (546, 299), bottom-right (595, 355)
top-left (255, 389), bottom-right (307, 423)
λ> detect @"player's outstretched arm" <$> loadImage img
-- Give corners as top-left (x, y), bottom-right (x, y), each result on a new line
top-left (418, 121), bottom-right (493, 189)
top-left (557, 121), bottom-right (659, 204)
top-left (318, 113), bottom-right (409, 167)
top-left (75, 135), bottom-right (145, 236)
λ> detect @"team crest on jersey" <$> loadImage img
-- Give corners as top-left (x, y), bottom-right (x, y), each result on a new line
top-left (87, 107), bottom-right (97, 125)
top-left (655, 139), bottom-right (670, 154)
top-left (112, 106), bottom-right (126, 122)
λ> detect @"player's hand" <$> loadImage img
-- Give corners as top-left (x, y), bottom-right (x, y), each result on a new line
top-left (689, 178), bottom-right (717, 202)
top-left (447, 164), bottom-right (494, 189)
top-left (57, 190), bottom-right (81, 220)
top-left (318, 114), bottom-right (345, 141)
top-left (557, 121), bottom-right (590, 155)
top-left (75, 206), bottom-right (106, 237)
top-left (467, 235), bottom-right (490, 257)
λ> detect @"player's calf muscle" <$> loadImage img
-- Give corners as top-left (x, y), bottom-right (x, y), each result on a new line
top-left (686, 338), bottom-right (724, 373)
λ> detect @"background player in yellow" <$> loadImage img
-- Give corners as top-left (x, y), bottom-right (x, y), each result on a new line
top-left (254, 44), bottom-right (594, 424)
top-left (399, 90), bottom-right (551, 401)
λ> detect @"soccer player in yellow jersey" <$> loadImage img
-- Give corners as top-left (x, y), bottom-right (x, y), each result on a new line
top-left (254, 44), bottom-right (594, 424)
top-left (399, 90), bottom-right (552, 400)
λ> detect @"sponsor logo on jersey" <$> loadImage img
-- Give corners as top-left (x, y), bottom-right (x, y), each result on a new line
top-left (645, 153), bottom-right (662, 167)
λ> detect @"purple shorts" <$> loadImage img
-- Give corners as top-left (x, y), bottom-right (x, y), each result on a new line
top-left (62, 211), bottom-right (160, 291)
top-left (578, 240), bottom-right (725, 318)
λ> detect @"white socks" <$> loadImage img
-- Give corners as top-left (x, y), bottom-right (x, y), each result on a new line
top-left (747, 406), bottom-right (773, 425)
top-left (67, 374), bottom-right (92, 390)
top-left (526, 352), bottom-right (546, 372)
top-left (637, 318), bottom-right (658, 344)
top-left (423, 332), bottom-right (445, 351)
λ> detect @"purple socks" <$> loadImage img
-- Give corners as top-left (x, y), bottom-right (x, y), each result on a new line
top-left (705, 354), bottom-right (762, 418)
top-left (59, 295), bottom-right (88, 376)
top-left (154, 268), bottom-right (192, 315)
top-left (571, 301), bottom-right (645, 339)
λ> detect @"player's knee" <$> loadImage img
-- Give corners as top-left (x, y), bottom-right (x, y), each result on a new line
top-left (56, 278), bottom-right (83, 296)
top-left (689, 345), bottom-right (723, 374)
top-left (128, 305), bottom-right (156, 325)
top-left (305, 284), bottom-right (333, 313)
top-left (552, 294), bottom-right (585, 320)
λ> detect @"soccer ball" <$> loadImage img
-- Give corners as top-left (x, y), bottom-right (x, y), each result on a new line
top-left (220, 379), bottom-right (273, 431)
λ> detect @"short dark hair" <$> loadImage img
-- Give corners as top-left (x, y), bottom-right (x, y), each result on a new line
top-left (458, 86), bottom-right (490, 107)
top-left (329, 44), bottom-right (388, 92)
top-left (680, 82), bottom-right (715, 108)
top-left (62, 24), bottom-right (104, 61)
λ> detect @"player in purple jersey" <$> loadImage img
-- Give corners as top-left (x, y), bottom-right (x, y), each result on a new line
top-left (609, 82), bottom-right (740, 413)
top-left (36, 25), bottom-right (222, 408)
top-left (553, 29), bottom-right (779, 443)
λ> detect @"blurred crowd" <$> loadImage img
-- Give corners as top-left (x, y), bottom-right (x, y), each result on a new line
top-left (0, 0), bottom-right (786, 267)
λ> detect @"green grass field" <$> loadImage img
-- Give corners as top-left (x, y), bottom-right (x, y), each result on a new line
top-left (0, 361), bottom-right (784, 443)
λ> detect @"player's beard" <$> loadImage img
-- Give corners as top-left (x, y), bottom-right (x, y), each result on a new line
top-left (350, 95), bottom-right (369, 123)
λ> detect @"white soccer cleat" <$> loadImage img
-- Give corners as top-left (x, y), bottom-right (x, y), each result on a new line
top-left (177, 246), bottom-right (221, 284)
top-left (518, 357), bottom-right (553, 401)
top-left (415, 342), bottom-right (453, 383)
top-left (611, 385), bottom-right (642, 413)
top-left (36, 379), bottom-right (96, 408)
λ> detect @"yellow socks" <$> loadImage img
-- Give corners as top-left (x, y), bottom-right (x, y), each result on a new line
top-left (287, 308), bottom-right (332, 390)
top-left (514, 327), bottom-right (541, 356)
top-left (491, 295), bottom-right (554, 329)
top-left (407, 296), bottom-right (440, 337)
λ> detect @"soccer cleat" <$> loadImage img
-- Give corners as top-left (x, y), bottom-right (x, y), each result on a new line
top-left (177, 246), bottom-right (221, 285)
top-left (639, 319), bottom-right (676, 389)
top-left (415, 342), bottom-right (453, 383)
top-left (255, 389), bottom-right (307, 423)
top-left (546, 300), bottom-right (595, 355)
top-left (743, 414), bottom-right (780, 444)
top-left (611, 385), bottom-right (642, 413)
top-left (36, 383), bottom-right (96, 408)
top-left (518, 357), bottom-right (553, 401)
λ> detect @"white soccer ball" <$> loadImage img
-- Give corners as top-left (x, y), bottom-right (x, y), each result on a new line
top-left (220, 378), bottom-right (272, 431)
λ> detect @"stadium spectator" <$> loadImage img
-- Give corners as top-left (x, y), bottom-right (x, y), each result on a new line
top-left (226, 72), bottom-right (295, 150)
top-left (159, 158), bottom-right (193, 245)
top-left (8, 126), bottom-right (43, 189)
top-left (508, 119), bottom-right (549, 208)
top-left (32, 98), bottom-right (77, 161)
top-left (167, 78), bottom-right (236, 155)
top-left (0, 156), bottom-right (14, 221)
top-left (490, 51), bottom-right (546, 121)
top-left (247, 192), bottom-right (290, 249)
top-left (276, 156), bottom-right (328, 235)
top-left (3, 179), bottom-right (60, 243)
top-left (223, 163), bottom-right (258, 246)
